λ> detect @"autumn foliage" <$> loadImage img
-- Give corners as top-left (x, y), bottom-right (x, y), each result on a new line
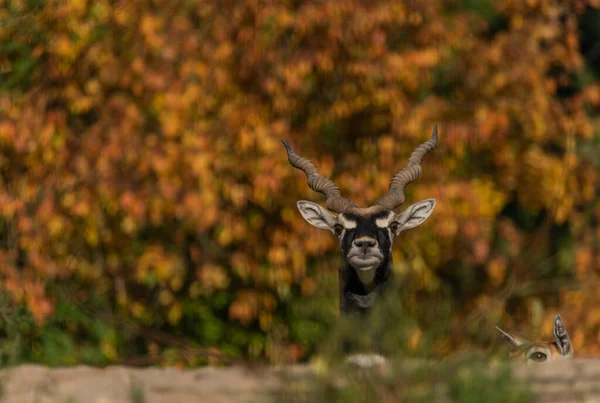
top-left (1, 0), bottom-right (600, 364)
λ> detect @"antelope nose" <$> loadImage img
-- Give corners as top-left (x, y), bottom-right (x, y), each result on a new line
top-left (353, 238), bottom-right (376, 248)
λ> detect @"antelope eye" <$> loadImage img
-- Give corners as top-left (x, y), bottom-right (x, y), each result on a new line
top-left (389, 222), bottom-right (399, 233)
top-left (334, 224), bottom-right (343, 236)
top-left (528, 352), bottom-right (547, 362)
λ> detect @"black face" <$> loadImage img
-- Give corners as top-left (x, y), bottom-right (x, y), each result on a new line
top-left (340, 212), bottom-right (393, 259)
top-left (337, 210), bottom-right (394, 287)
top-left (295, 199), bottom-right (436, 290)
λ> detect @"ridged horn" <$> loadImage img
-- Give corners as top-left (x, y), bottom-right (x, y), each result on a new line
top-left (282, 139), bottom-right (357, 213)
top-left (374, 124), bottom-right (438, 210)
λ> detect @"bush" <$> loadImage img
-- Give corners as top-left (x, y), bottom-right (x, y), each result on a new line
top-left (0, 0), bottom-right (599, 364)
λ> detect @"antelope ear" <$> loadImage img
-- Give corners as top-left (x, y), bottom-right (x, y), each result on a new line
top-left (496, 326), bottom-right (524, 348)
top-left (553, 314), bottom-right (573, 357)
top-left (392, 198), bottom-right (436, 235)
top-left (296, 201), bottom-right (337, 233)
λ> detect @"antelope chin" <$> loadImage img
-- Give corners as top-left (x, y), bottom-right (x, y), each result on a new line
top-left (349, 256), bottom-right (381, 284)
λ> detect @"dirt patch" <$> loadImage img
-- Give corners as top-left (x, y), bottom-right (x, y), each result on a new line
top-left (1, 359), bottom-right (600, 403)
top-left (0, 364), bottom-right (284, 403)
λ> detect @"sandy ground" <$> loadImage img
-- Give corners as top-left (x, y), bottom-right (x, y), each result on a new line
top-left (2, 358), bottom-right (600, 403)
top-left (0, 364), bottom-right (289, 403)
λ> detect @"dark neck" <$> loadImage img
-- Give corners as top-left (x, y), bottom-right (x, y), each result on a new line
top-left (339, 259), bottom-right (392, 315)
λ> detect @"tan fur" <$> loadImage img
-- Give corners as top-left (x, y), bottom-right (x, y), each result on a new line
top-left (508, 341), bottom-right (563, 362)
top-left (497, 314), bottom-right (573, 364)
top-left (344, 205), bottom-right (388, 217)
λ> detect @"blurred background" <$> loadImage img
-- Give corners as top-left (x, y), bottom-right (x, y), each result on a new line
top-left (1, 0), bottom-right (600, 367)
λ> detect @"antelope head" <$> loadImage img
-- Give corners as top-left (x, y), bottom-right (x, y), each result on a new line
top-left (496, 314), bottom-right (573, 364)
top-left (282, 126), bottom-right (438, 309)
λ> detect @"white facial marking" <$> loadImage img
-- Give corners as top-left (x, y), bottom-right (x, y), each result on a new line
top-left (347, 234), bottom-right (384, 285)
top-left (353, 236), bottom-right (375, 244)
top-left (338, 215), bottom-right (357, 229)
top-left (375, 212), bottom-right (394, 228)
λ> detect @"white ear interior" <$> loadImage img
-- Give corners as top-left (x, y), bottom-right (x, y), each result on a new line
top-left (394, 198), bottom-right (436, 234)
top-left (553, 314), bottom-right (573, 357)
top-left (296, 201), bottom-right (337, 232)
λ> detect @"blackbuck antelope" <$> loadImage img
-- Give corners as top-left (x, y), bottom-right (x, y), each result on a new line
top-left (496, 314), bottom-right (573, 364)
top-left (282, 125), bottom-right (439, 315)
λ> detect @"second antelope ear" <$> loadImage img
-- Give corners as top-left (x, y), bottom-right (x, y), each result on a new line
top-left (553, 314), bottom-right (573, 357)
top-left (296, 201), bottom-right (337, 233)
top-left (496, 326), bottom-right (524, 348)
top-left (392, 198), bottom-right (436, 235)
